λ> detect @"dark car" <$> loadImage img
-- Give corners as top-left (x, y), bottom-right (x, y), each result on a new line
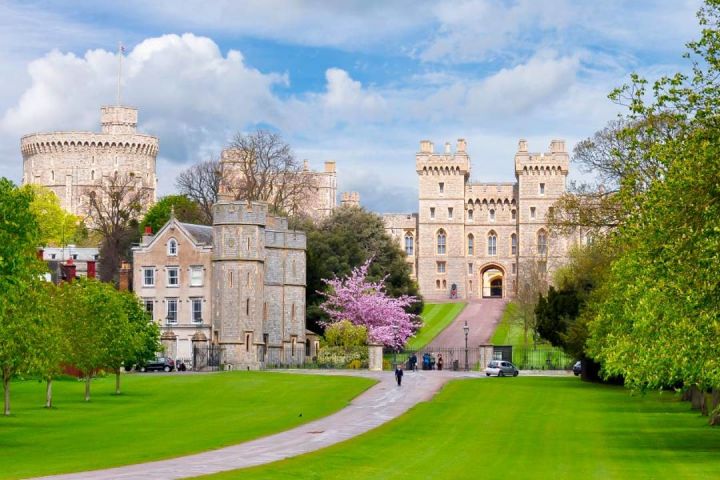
top-left (573, 361), bottom-right (582, 376)
top-left (139, 357), bottom-right (175, 372)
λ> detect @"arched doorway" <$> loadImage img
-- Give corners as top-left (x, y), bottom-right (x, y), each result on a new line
top-left (481, 265), bottom-right (504, 298)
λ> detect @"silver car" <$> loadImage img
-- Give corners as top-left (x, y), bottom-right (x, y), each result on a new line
top-left (485, 360), bottom-right (519, 377)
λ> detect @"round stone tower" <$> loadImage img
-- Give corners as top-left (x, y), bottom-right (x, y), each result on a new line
top-left (20, 105), bottom-right (158, 218)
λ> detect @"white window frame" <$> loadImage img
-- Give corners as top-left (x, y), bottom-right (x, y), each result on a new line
top-left (168, 238), bottom-right (178, 256)
top-left (143, 267), bottom-right (155, 287)
top-left (189, 266), bottom-right (204, 287)
top-left (437, 261), bottom-right (446, 273)
top-left (488, 233), bottom-right (497, 256)
top-left (167, 266), bottom-right (180, 287)
top-left (191, 298), bottom-right (203, 323)
top-left (166, 298), bottom-right (178, 325)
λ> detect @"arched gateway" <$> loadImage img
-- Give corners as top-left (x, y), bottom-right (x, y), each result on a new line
top-left (481, 265), bottom-right (505, 298)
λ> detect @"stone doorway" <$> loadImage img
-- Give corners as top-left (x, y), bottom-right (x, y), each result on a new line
top-left (481, 265), bottom-right (504, 298)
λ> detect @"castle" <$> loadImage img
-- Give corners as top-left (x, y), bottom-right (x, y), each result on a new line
top-left (132, 200), bottom-right (310, 369)
top-left (21, 105), bottom-right (158, 218)
top-left (384, 138), bottom-right (572, 301)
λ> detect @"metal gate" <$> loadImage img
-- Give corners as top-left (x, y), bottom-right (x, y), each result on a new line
top-left (193, 344), bottom-right (224, 371)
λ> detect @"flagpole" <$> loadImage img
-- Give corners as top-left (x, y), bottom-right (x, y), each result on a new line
top-left (117, 41), bottom-right (123, 105)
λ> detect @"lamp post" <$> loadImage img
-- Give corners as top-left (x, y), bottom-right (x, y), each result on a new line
top-left (463, 320), bottom-right (470, 371)
top-left (392, 324), bottom-right (399, 368)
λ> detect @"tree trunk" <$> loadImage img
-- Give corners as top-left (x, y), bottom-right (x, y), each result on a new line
top-left (45, 377), bottom-right (53, 409)
top-left (115, 368), bottom-right (121, 395)
top-left (691, 385), bottom-right (705, 412)
top-left (709, 389), bottom-right (720, 426)
top-left (681, 387), bottom-right (692, 402)
top-left (3, 372), bottom-right (10, 416)
top-left (84, 375), bottom-right (91, 402)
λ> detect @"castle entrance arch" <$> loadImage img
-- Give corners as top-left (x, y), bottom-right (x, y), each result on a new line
top-left (480, 264), bottom-right (504, 298)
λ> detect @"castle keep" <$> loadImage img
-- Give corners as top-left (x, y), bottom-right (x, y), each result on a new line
top-left (384, 138), bottom-right (571, 301)
top-left (21, 106), bottom-right (158, 218)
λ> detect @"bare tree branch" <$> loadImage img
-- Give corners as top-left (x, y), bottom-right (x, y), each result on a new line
top-left (175, 156), bottom-right (222, 224)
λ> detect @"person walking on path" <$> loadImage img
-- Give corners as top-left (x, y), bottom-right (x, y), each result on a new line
top-left (395, 365), bottom-right (404, 386)
top-left (410, 353), bottom-right (418, 372)
top-left (437, 354), bottom-right (444, 371)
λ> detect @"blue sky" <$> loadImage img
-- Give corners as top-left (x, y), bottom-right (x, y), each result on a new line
top-left (0, 0), bottom-right (703, 212)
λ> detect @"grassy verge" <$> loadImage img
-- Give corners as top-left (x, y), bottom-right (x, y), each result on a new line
top-left (0, 372), bottom-right (373, 479)
top-left (489, 301), bottom-right (527, 345)
top-left (200, 377), bottom-right (720, 480)
top-left (405, 303), bottom-right (466, 351)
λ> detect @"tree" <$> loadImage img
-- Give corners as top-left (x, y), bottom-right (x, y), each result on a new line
top-left (140, 195), bottom-right (206, 234)
top-left (320, 259), bottom-right (420, 349)
top-left (293, 206), bottom-right (422, 332)
top-left (118, 291), bottom-right (160, 383)
top-left (24, 184), bottom-right (86, 246)
top-left (31, 283), bottom-right (67, 408)
top-left (323, 320), bottom-right (368, 348)
top-left (221, 129), bottom-right (314, 216)
top-left (175, 157), bottom-right (223, 224)
top-left (61, 279), bottom-right (125, 401)
top-left (85, 172), bottom-right (150, 284)
top-left (0, 178), bottom-right (46, 415)
top-left (585, 0), bottom-right (720, 424)
top-left (511, 259), bottom-right (549, 348)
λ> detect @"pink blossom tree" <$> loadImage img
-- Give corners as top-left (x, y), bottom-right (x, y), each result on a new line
top-left (320, 259), bottom-right (419, 349)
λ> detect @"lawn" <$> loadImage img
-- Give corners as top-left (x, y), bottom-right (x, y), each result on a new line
top-left (489, 301), bottom-right (527, 345)
top-left (201, 377), bottom-right (720, 480)
top-left (0, 372), bottom-right (374, 479)
top-left (405, 302), bottom-right (466, 350)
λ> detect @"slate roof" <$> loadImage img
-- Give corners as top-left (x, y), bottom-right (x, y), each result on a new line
top-left (180, 222), bottom-right (213, 245)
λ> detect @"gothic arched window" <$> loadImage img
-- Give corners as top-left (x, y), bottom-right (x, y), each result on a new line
top-left (537, 230), bottom-right (548, 255)
top-left (488, 231), bottom-right (497, 256)
top-left (168, 238), bottom-right (178, 256)
top-left (467, 234), bottom-right (474, 256)
top-left (437, 229), bottom-right (447, 255)
top-left (405, 234), bottom-right (414, 256)
top-left (511, 233), bottom-right (518, 255)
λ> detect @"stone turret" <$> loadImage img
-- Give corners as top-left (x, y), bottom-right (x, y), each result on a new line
top-left (341, 191), bottom-right (360, 208)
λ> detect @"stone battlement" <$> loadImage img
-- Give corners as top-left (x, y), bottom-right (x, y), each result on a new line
top-left (212, 201), bottom-right (269, 226)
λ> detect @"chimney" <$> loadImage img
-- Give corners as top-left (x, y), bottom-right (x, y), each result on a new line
top-left (303, 159), bottom-right (310, 171)
top-left (324, 161), bottom-right (336, 173)
top-left (457, 138), bottom-right (467, 153)
top-left (86, 260), bottom-right (96, 279)
top-left (118, 261), bottom-right (131, 291)
top-left (419, 140), bottom-right (433, 153)
top-left (518, 139), bottom-right (528, 153)
top-left (63, 258), bottom-right (77, 282)
top-left (444, 142), bottom-right (451, 154)
top-left (142, 225), bottom-right (154, 245)
top-left (550, 139), bottom-right (566, 154)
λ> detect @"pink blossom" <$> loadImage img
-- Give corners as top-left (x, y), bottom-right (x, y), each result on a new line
top-left (319, 259), bottom-right (419, 349)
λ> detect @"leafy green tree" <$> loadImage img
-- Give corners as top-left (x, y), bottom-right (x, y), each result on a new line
top-left (140, 194), bottom-right (206, 234)
top-left (118, 292), bottom-right (160, 381)
top-left (31, 283), bottom-right (68, 408)
top-left (585, 0), bottom-right (720, 423)
top-left (24, 184), bottom-right (87, 246)
top-left (292, 206), bottom-right (422, 332)
top-left (323, 320), bottom-right (368, 348)
top-left (0, 178), bottom-right (46, 415)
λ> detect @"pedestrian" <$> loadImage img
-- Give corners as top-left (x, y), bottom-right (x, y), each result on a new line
top-left (395, 365), bottom-right (404, 386)
top-left (410, 353), bottom-right (418, 372)
top-left (437, 354), bottom-right (444, 371)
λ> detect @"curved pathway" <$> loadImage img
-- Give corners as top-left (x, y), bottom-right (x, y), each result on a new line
top-left (35, 370), bottom-right (481, 480)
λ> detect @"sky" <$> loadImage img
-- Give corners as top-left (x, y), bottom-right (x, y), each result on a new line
top-left (0, 0), bottom-right (704, 213)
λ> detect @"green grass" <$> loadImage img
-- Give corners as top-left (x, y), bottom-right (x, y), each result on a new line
top-left (0, 372), bottom-right (374, 479)
top-left (489, 301), bottom-right (526, 345)
top-left (200, 377), bottom-right (720, 480)
top-left (405, 302), bottom-right (466, 350)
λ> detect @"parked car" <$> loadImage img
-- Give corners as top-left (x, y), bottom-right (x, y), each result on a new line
top-left (485, 360), bottom-right (519, 377)
top-left (573, 360), bottom-right (582, 376)
top-left (139, 357), bottom-right (175, 372)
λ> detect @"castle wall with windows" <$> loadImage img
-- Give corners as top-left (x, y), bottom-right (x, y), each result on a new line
top-left (384, 138), bottom-right (571, 301)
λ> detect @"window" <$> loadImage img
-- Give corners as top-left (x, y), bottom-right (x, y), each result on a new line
top-left (468, 209), bottom-right (474, 221)
top-left (430, 207), bottom-right (435, 219)
top-left (404, 234), bottom-right (414, 256)
top-left (439, 182), bottom-right (445, 193)
top-left (489, 209), bottom-right (495, 221)
top-left (468, 263), bottom-right (474, 275)
top-left (488, 232), bottom-right (497, 256)
top-left (512, 263), bottom-right (517, 274)
top-left (539, 183), bottom-right (545, 195)
top-left (143, 299), bottom-right (154, 320)
top-left (436, 279), bottom-right (441, 289)
top-left (437, 261), bottom-right (446, 273)
top-left (228, 270), bottom-right (233, 288)
top-left (168, 239), bottom-right (178, 256)
top-left (467, 234), bottom-right (474, 255)
top-left (191, 298), bottom-right (203, 323)
top-left (539, 261), bottom-right (547, 274)
top-left (166, 298), bottom-right (178, 324)
top-left (530, 207), bottom-right (536, 219)
top-left (167, 267), bottom-right (179, 287)
top-left (190, 266), bottom-right (203, 286)
top-left (448, 207), bottom-right (453, 219)
top-left (511, 233), bottom-right (518, 255)
top-left (143, 267), bottom-right (155, 287)
top-left (538, 230), bottom-right (547, 255)
top-left (437, 230), bottom-right (446, 254)
top-left (246, 298), bottom-right (250, 316)
top-left (512, 209), bottom-right (517, 220)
